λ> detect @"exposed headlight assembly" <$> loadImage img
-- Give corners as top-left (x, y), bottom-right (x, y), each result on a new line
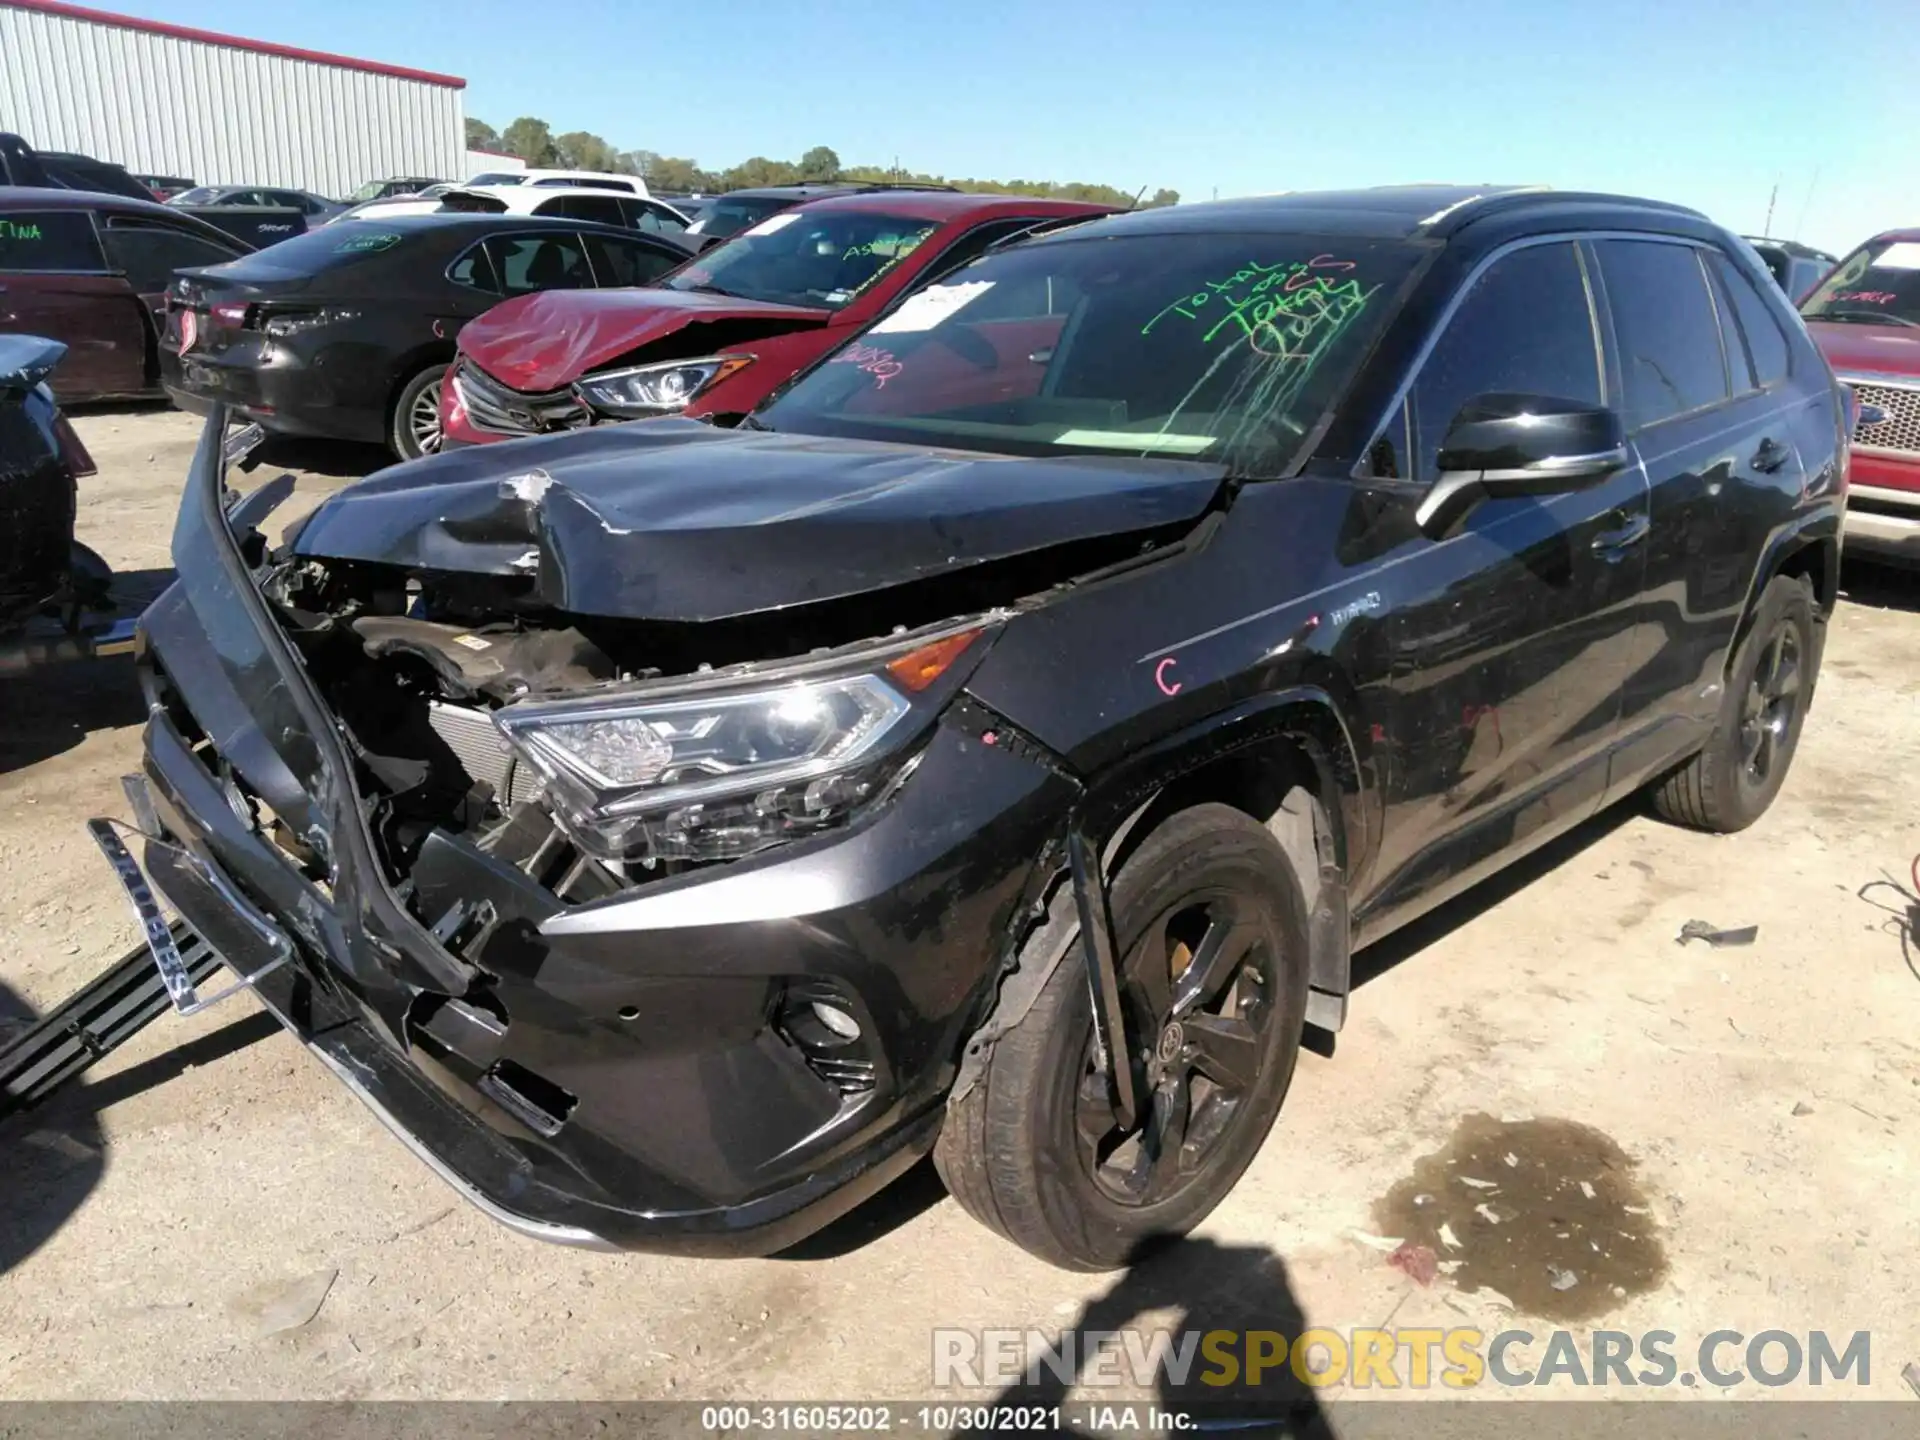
top-left (493, 626), bottom-right (985, 861)
top-left (574, 355), bottom-right (751, 418)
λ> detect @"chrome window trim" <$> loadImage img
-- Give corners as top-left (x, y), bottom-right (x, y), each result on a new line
top-left (1356, 229), bottom-right (1756, 478)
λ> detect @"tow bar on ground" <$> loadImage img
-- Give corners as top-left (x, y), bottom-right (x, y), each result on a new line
top-left (0, 923), bottom-right (220, 1122)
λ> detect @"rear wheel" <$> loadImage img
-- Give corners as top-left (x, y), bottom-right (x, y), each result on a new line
top-left (1650, 574), bottom-right (1816, 832)
top-left (389, 364), bottom-right (446, 461)
top-left (935, 804), bottom-right (1310, 1270)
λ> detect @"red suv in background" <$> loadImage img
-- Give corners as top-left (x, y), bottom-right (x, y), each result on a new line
top-left (439, 190), bottom-right (1112, 446)
top-left (1801, 231), bottom-right (1920, 566)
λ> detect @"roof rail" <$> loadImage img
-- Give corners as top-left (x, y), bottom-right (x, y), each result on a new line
top-left (1416, 185), bottom-right (1553, 229)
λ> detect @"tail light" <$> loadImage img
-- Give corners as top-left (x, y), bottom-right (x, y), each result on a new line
top-left (210, 302), bottom-right (249, 329)
top-left (52, 411), bottom-right (96, 479)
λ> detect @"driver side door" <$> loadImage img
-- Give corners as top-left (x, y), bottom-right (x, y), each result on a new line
top-left (1357, 238), bottom-right (1652, 935)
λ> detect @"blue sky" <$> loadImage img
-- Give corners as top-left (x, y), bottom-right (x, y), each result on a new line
top-left (113, 0), bottom-right (1911, 255)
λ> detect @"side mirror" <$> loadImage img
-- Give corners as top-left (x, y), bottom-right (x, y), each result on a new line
top-left (1416, 392), bottom-right (1629, 538)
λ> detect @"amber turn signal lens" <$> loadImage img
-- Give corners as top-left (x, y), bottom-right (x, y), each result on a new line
top-left (885, 629), bottom-right (981, 693)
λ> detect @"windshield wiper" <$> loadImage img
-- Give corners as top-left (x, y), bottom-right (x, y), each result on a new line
top-left (678, 282), bottom-right (738, 299)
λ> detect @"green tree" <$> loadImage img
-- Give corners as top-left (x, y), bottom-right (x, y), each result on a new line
top-left (500, 116), bottom-right (558, 167)
top-left (648, 155), bottom-right (716, 192)
top-left (465, 117), bottom-right (500, 150)
top-left (796, 145), bottom-right (842, 182)
top-left (721, 155), bottom-right (800, 189)
top-left (1143, 187), bottom-right (1181, 209)
top-left (554, 130), bottom-right (622, 172)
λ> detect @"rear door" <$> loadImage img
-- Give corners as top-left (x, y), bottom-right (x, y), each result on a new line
top-left (0, 206), bottom-right (148, 399)
top-left (99, 214), bottom-right (249, 382)
top-left (1587, 236), bottom-right (1808, 791)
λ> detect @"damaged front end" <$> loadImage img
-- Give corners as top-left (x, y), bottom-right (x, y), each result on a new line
top-left (108, 411), bottom-right (1218, 1252)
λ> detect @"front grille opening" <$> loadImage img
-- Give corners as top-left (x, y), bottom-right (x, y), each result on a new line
top-left (455, 358), bottom-right (591, 437)
top-left (1851, 381), bottom-right (1920, 456)
top-left (478, 1058), bottom-right (577, 1137)
top-left (777, 984), bottom-right (877, 1096)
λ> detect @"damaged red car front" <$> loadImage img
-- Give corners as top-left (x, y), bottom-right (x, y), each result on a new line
top-left (438, 191), bottom-right (1111, 445)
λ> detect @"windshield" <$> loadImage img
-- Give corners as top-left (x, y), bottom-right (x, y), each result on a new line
top-left (467, 172), bottom-right (525, 187)
top-left (1801, 238), bottom-right (1920, 327)
top-left (686, 195), bottom-right (800, 240)
top-left (172, 187), bottom-right (219, 205)
top-left (664, 208), bottom-right (939, 310)
top-left (757, 231), bottom-right (1423, 474)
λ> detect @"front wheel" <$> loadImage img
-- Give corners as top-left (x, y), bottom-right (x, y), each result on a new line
top-left (389, 364), bottom-right (447, 461)
top-left (1650, 574), bottom-right (1817, 832)
top-left (935, 803), bottom-right (1311, 1270)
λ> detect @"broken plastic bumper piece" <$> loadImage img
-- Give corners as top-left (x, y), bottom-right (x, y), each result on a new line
top-left (87, 813), bottom-right (289, 1017)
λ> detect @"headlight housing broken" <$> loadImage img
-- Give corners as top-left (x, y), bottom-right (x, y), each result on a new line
top-left (492, 628), bottom-right (983, 862)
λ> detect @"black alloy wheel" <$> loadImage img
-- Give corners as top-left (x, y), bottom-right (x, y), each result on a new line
top-left (1738, 621), bottom-right (1802, 788)
top-left (1078, 888), bottom-right (1278, 1207)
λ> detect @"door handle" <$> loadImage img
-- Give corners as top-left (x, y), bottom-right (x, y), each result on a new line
top-left (1590, 512), bottom-right (1650, 554)
top-left (1752, 437), bottom-right (1790, 473)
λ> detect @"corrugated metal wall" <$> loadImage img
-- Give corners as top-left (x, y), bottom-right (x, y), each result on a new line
top-left (0, 4), bottom-right (464, 198)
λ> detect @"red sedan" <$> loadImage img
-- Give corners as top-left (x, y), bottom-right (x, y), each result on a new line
top-left (439, 189), bottom-right (1111, 445)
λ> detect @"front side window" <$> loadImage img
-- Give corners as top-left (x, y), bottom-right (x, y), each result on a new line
top-left (1594, 240), bottom-right (1730, 430)
top-left (485, 233), bottom-right (592, 296)
top-left (103, 220), bottom-right (243, 291)
top-left (1404, 241), bottom-right (1602, 480)
top-left (663, 209), bottom-right (942, 310)
top-left (0, 209), bottom-right (107, 272)
top-left (1800, 236), bottom-right (1920, 328)
top-left (759, 231), bottom-right (1423, 474)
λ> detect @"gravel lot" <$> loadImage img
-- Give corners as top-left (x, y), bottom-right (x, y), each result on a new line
top-left (2, 405), bottom-right (1918, 1403)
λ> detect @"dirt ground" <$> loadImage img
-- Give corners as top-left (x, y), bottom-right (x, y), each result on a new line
top-left (2, 405), bottom-right (1918, 1405)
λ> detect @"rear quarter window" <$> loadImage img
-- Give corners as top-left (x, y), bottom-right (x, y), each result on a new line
top-left (0, 210), bottom-right (107, 272)
top-left (1706, 250), bottom-right (1793, 389)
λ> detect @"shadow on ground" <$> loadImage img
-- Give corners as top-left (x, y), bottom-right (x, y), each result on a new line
top-left (970, 1234), bottom-right (1332, 1435)
top-left (0, 988), bottom-right (277, 1277)
top-left (257, 434), bottom-right (388, 480)
top-left (1346, 802), bottom-right (1640, 999)
top-left (0, 566), bottom-right (179, 774)
top-left (0, 978), bottom-right (105, 1277)
top-left (1838, 556), bottom-right (1920, 614)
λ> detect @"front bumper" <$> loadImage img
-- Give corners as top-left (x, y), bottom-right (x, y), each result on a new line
top-left (121, 412), bottom-right (1075, 1251)
top-left (1843, 454), bottom-right (1920, 565)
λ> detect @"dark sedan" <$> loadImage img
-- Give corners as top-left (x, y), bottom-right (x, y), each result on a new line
top-left (171, 185), bottom-right (342, 220)
top-left (0, 187), bottom-right (251, 402)
top-left (161, 214), bottom-right (694, 459)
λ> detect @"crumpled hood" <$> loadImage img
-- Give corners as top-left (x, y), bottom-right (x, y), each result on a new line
top-left (1807, 320), bottom-right (1920, 377)
top-left (291, 419), bottom-right (1228, 622)
top-left (458, 288), bottom-right (830, 392)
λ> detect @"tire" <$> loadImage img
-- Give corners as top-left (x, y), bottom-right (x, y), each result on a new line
top-left (388, 364), bottom-right (447, 461)
top-left (1650, 574), bottom-right (1816, 833)
top-left (935, 803), bottom-right (1311, 1270)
